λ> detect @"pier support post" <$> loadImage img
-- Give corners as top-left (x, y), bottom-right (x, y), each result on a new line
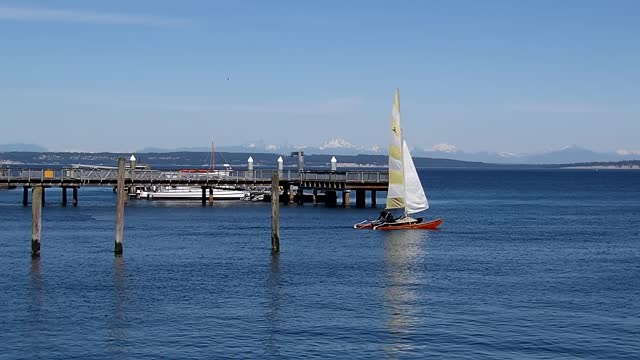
top-left (289, 186), bottom-right (295, 204)
top-left (312, 189), bottom-right (318, 206)
top-left (282, 186), bottom-right (289, 205)
top-left (114, 158), bottom-right (126, 255)
top-left (271, 173), bottom-right (280, 253)
top-left (201, 187), bottom-right (207, 207)
top-left (371, 190), bottom-right (377, 207)
top-left (61, 187), bottom-right (67, 206)
top-left (209, 187), bottom-right (214, 206)
top-left (31, 186), bottom-right (43, 258)
top-left (326, 190), bottom-right (337, 208)
top-left (356, 189), bottom-right (366, 208)
top-left (297, 187), bottom-right (304, 205)
top-left (342, 190), bottom-right (351, 207)
top-left (72, 187), bottom-right (78, 206)
top-left (23, 186), bottom-right (29, 206)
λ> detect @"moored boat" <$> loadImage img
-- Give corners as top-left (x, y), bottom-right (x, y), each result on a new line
top-left (138, 186), bottom-right (248, 200)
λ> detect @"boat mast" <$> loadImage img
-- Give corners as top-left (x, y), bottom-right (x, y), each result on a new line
top-left (214, 141), bottom-right (216, 170)
top-left (397, 88), bottom-right (408, 218)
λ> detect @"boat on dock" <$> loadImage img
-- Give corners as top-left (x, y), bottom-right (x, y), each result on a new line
top-left (138, 186), bottom-right (248, 200)
top-left (135, 143), bottom-right (249, 200)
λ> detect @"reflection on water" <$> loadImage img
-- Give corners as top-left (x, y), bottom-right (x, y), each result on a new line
top-left (264, 254), bottom-right (283, 357)
top-left (29, 259), bottom-right (46, 317)
top-left (109, 256), bottom-right (129, 357)
top-left (132, 199), bottom-right (259, 209)
top-left (382, 231), bottom-right (431, 355)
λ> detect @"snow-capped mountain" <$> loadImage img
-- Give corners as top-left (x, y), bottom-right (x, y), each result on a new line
top-left (319, 138), bottom-right (356, 150)
top-left (133, 140), bottom-right (640, 164)
top-left (215, 138), bottom-right (385, 155)
top-left (412, 144), bottom-right (640, 164)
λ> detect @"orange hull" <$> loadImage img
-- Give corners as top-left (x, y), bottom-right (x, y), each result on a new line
top-left (375, 218), bottom-right (442, 230)
top-left (354, 218), bottom-right (443, 230)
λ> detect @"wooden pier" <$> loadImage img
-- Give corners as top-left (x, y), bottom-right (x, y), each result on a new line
top-left (1, 167), bottom-right (387, 206)
top-left (1, 164), bottom-right (388, 256)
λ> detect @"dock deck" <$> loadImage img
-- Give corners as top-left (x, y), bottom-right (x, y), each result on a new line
top-left (0, 168), bottom-right (388, 191)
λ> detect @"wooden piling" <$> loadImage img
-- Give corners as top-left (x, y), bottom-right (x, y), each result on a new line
top-left (289, 185), bottom-right (295, 204)
top-left (201, 187), bottom-right (207, 206)
top-left (22, 186), bottom-right (29, 206)
top-left (297, 187), bottom-right (304, 205)
top-left (31, 186), bottom-right (43, 258)
top-left (326, 191), bottom-right (337, 207)
top-left (312, 189), bottom-right (318, 206)
top-left (209, 187), bottom-right (214, 206)
top-left (371, 190), bottom-right (377, 207)
top-left (271, 173), bottom-right (280, 253)
top-left (343, 190), bottom-right (351, 207)
top-left (114, 158), bottom-right (126, 255)
top-left (356, 189), bottom-right (366, 208)
top-left (72, 187), bottom-right (78, 206)
top-left (61, 187), bottom-right (67, 206)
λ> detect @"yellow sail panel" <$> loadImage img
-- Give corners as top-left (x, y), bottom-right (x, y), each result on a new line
top-left (386, 197), bottom-right (405, 209)
top-left (386, 88), bottom-right (405, 210)
top-left (388, 170), bottom-right (404, 184)
top-left (389, 145), bottom-right (402, 160)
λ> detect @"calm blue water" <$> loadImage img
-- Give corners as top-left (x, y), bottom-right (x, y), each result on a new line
top-left (1, 169), bottom-right (639, 359)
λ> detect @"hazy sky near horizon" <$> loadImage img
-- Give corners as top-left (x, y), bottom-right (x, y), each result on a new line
top-left (1, 0), bottom-right (638, 153)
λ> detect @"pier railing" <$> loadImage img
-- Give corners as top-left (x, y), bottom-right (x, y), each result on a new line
top-left (0, 168), bottom-right (388, 186)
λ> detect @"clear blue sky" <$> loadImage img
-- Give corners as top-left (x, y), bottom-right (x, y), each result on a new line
top-left (1, 0), bottom-right (638, 153)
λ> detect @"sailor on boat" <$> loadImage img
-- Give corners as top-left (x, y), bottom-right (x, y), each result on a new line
top-left (377, 210), bottom-right (395, 224)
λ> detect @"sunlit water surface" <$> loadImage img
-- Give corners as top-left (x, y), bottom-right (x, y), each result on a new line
top-left (1, 169), bottom-right (638, 359)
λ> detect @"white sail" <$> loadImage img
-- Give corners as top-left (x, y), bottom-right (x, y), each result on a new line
top-left (386, 89), bottom-right (405, 210)
top-left (402, 140), bottom-right (429, 214)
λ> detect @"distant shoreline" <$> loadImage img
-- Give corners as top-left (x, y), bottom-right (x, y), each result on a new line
top-left (563, 165), bottom-right (640, 170)
top-left (1, 151), bottom-right (640, 169)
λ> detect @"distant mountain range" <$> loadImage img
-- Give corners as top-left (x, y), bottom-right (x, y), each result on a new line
top-left (411, 145), bottom-right (640, 164)
top-left (2, 141), bottom-right (639, 164)
top-left (139, 140), bottom-right (639, 164)
top-left (137, 138), bottom-right (384, 156)
top-left (0, 143), bottom-right (48, 152)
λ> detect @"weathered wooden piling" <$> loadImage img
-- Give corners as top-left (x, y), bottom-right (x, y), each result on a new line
top-left (114, 158), bottom-right (126, 255)
top-left (209, 187), bottom-right (214, 206)
top-left (342, 190), bottom-right (351, 207)
top-left (72, 187), bottom-right (78, 206)
top-left (271, 173), bottom-right (280, 253)
top-left (22, 186), bottom-right (29, 206)
top-left (371, 190), bottom-right (377, 207)
top-left (61, 187), bottom-right (67, 206)
top-left (312, 188), bottom-right (318, 206)
top-left (297, 187), bottom-right (304, 205)
top-left (289, 185), bottom-right (295, 204)
top-left (31, 186), bottom-right (43, 258)
top-left (201, 187), bottom-right (207, 206)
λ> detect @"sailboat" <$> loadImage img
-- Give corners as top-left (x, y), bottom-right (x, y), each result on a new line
top-left (354, 89), bottom-right (443, 230)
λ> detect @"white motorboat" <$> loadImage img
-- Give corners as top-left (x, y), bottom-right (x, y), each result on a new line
top-left (138, 186), bottom-right (248, 200)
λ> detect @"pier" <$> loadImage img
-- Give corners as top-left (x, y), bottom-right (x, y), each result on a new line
top-left (1, 163), bottom-right (388, 255)
top-left (1, 167), bottom-right (387, 206)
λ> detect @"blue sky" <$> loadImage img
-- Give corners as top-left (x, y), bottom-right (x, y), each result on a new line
top-left (1, 0), bottom-right (638, 153)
